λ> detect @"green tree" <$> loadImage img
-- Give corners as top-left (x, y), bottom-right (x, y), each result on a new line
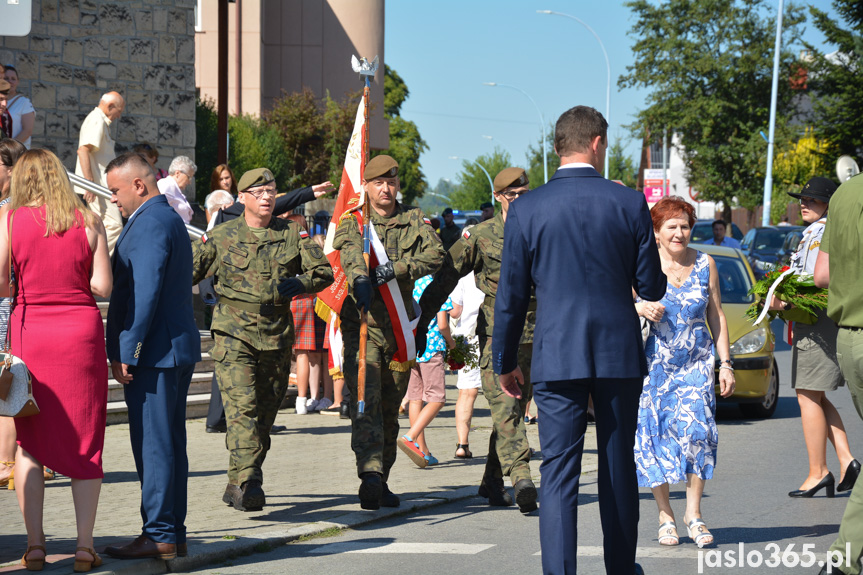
top-left (619, 0), bottom-right (805, 219)
top-left (769, 127), bottom-right (835, 223)
top-left (607, 137), bottom-right (638, 188)
top-left (195, 97), bottom-right (219, 203)
top-left (449, 148), bottom-right (511, 211)
top-left (266, 87), bottom-right (359, 188)
top-left (418, 178), bottom-right (454, 216)
top-left (227, 114), bottom-right (292, 194)
top-left (371, 66), bottom-right (429, 205)
top-left (805, 0), bottom-right (863, 159)
top-left (525, 127), bottom-right (559, 188)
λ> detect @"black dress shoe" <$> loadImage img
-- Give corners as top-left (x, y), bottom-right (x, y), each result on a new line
top-left (270, 424), bottom-right (287, 434)
top-left (478, 476), bottom-right (513, 507)
top-left (359, 472), bottom-right (383, 510)
top-left (513, 478), bottom-right (538, 513)
top-left (206, 422), bottom-right (227, 433)
top-left (381, 482), bottom-right (400, 508)
top-left (789, 473), bottom-right (835, 498)
top-left (837, 459), bottom-right (861, 492)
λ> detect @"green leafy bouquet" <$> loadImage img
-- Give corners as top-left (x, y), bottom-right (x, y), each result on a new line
top-left (446, 335), bottom-right (479, 371)
top-left (746, 265), bottom-right (828, 325)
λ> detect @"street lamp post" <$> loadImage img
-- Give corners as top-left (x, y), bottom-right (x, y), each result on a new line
top-left (483, 82), bottom-right (548, 184)
top-left (538, 9), bottom-right (611, 180)
top-left (449, 155), bottom-right (495, 205)
top-left (762, 0), bottom-right (784, 226)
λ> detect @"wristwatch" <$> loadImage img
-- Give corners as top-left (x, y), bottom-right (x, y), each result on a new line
top-left (782, 300), bottom-right (792, 311)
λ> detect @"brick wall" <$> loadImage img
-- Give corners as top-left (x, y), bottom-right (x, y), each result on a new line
top-left (0, 0), bottom-right (197, 180)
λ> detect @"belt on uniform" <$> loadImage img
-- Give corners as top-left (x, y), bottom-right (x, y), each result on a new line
top-left (219, 297), bottom-right (289, 316)
top-left (839, 326), bottom-right (863, 332)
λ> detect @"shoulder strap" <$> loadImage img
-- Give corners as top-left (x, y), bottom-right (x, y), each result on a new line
top-left (5, 210), bottom-right (14, 353)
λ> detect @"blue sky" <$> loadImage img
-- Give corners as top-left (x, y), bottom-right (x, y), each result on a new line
top-left (385, 0), bottom-right (838, 190)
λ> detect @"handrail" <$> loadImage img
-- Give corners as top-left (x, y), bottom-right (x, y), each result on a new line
top-left (66, 170), bottom-right (205, 239)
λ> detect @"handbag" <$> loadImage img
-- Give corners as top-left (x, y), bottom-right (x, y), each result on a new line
top-left (0, 211), bottom-right (37, 418)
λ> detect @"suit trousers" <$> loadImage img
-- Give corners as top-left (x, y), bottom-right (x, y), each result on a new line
top-left (124, 364), bottom-right (194, 545)
top-left (533, 377), bottom-right (642, 575)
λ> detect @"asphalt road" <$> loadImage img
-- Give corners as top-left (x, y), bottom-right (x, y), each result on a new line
top-left (192, 322), bottom-right (863, 575)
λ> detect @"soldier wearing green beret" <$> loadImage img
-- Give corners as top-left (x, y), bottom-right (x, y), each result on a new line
top-left (191, 167), bottom-right (334, 512)
top-left (418, 166), bottom-right (538, 513)
top-left (333, 154), bottom-right (445, 510)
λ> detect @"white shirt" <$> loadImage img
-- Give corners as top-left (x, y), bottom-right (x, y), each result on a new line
top-left (74, 107), bottom-right (114, 187)
top-left (559, 162), bottom-right (596, 170)
top-left (6, 94), bottom-right (34, 149)
top-left (790, 218), bottom-right (825, 275)
top-left (157, 176), bottom-right (194, 223)
top-left (450, 272), bottom-right (485, 338)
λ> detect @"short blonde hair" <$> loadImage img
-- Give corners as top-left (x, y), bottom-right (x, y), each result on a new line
top-left (10, 149), bottom-right (95, 235)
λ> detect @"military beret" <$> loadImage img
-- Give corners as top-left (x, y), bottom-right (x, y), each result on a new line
top-left (237, 168), bottom-right (275, 192)
top-left (364, 155), bottom-right (399, 180)
top-left (0, 79), bottom-right (9, 93)
top-left (479, 202), bottom-right (493, 210)
top-left (442, 207), bottom-right (453, 215)
top-left (493, 167), bottom-right (529, 193)
top-left (787, 176), bottom-right (837, 203)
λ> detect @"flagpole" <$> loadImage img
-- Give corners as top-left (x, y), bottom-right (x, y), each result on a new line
top-left (356, 56), bottom-right (377, 419)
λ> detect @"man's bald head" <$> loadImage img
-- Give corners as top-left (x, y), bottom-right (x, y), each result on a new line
top-left (105, 152), bottom-right (158, 218)
top-left (99, 91), bottom-right (125, 121)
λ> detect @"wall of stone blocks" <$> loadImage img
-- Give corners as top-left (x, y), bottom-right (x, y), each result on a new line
top-left (0, 0), bottom-right (197, 184)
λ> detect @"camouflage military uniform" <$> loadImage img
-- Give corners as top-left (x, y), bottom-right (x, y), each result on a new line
top-left (419, 211), bottom-right (536, 486)
top-left (334, 203), bottom-right (444, 479)
top-left (192, 216), bottom-right (333, 486)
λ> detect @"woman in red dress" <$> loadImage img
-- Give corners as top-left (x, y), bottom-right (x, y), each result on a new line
top-left (0, 149), bottom-right (112, 572)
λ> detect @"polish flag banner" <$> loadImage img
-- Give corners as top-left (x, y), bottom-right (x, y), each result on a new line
top-left (316, 95), bottom-right (366, 321)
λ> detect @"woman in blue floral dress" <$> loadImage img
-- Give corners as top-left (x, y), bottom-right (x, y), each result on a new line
top-left (633, 197), bottom-right (736, 548)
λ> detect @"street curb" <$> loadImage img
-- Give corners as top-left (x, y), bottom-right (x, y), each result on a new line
top-left (88, 485), bottom-right (480, 575)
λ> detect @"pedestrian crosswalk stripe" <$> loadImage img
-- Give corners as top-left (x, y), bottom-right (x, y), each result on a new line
top-left (309, 542), bottom-right (495, 555)
top-left (532, 546), bottom-right (697, 558)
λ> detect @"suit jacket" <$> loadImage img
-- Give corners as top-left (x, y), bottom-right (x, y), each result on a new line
top-left (492, 166), bottom-right (666, 382)
top-left (106, 195), bottom-right (201, 368)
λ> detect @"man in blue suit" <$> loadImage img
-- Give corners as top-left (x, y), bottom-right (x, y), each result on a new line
top-left (493, 106), bottom-right (666, 575)
top-left (103, 152), bottom-right (201, 560)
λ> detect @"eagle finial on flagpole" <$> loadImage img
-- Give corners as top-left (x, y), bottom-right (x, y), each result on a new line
top-left (351, 55), bottom-right (379, 81)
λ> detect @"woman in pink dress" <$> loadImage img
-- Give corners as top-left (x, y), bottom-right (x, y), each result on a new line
top-left (0, 149), bottom-right (112, 572)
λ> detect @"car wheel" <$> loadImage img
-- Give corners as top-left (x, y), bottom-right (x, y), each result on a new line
top-left (740, 360), bottom-right (779, 419)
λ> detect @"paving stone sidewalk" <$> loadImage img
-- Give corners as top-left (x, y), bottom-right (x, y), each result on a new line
top-left (0, 376), bottom-right (598, 574)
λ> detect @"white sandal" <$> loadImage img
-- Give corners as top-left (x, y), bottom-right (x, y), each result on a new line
top-left (658, 520), bottom-right (679, 546)
top-left (685, 517), bottom-right (714, 548)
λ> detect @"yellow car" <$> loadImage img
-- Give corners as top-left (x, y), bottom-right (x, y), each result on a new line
top-left (693, 243), bottom-right (778, 418)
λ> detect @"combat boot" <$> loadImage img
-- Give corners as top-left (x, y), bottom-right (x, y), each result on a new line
top-left (359, 472), bottom-right (383, 510)
top-left (223, 480), bottom-right (265, 511)
top-left (513, 478), bottom-right (538, 513)
top-left (478, 475), bottom-right (513, 507)
top-left (380, 482), bottom-right (400, 508)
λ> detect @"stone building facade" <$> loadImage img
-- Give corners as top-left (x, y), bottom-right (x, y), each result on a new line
top-left (0, 0), bottom-right (197, 177)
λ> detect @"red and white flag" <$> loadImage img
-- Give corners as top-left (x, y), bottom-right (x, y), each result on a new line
top-left (316, 94), bottom-right (417, 371)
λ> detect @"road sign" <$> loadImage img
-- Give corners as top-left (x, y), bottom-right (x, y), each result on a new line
top-left (643, 169), bottom-right (668, 203)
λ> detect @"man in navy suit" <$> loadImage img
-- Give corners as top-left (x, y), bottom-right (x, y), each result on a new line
top-left (103, 152), bottom-right (201, 560)
top-left (493, 106), bottom-right (666, 575)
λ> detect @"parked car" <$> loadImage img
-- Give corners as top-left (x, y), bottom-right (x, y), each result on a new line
top-left (690, 219), bottom-right (744, 244)
top-left (692, 243), bottom-right (778, 418)
top-left (449, 209), bottom-right (483, 229)
top-left (777, 229), bottom-right (804, 266)
top-left (740, 225), bottom-right (805, 279)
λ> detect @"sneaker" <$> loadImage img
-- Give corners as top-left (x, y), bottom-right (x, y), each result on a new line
top-left (317, 397), bottom-right (333, 411)
top-left (295, 397), bottom-right (308, 415)
top-left (424, 453), bottom-right (439, 466)
top-left (306, 397), bottom-right (320, 412)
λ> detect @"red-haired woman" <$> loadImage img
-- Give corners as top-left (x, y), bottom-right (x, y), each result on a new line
top-left (633, 196), bottom-right (735, 549)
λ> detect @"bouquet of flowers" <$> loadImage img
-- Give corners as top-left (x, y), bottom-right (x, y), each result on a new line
top-left (746, 265), bottom-right (828, 325)
top-left (446, 335), bottom-right (479, 371)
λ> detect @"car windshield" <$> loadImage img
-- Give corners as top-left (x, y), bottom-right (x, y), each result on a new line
top-left (753, 229), bottom-right (792, 251)
top-left (714, 255), bottom-right (754, 304)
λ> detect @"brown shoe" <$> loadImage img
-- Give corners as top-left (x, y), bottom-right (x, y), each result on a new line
top-left (104, 534), bottom-right (177, 560)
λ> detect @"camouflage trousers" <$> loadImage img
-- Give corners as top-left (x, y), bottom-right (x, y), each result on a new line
top-left (211, 334), bottom-right (291, 486)
top-left (479, 335), bottom-right (533, 486)
top-left (342, 322), bottom-right (409, 481)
